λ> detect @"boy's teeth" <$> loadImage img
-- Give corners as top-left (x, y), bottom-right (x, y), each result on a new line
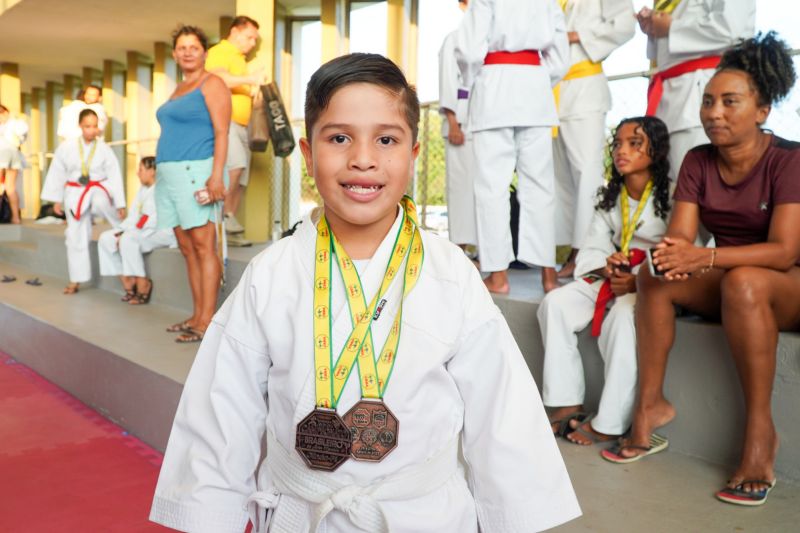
top-left (344, 184), bottom-right (380, 193)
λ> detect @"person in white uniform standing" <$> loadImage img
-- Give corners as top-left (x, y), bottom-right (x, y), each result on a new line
top-left (638, 0), bottom-right (754, 177)
top-left (150, 53), bottom-right (581, 533)
top-left (0, 104), bottom-right (29, 224)
top-left (98, 156), bottom-right (176, 305)
top-left (541, 116), bottom-right (671, 446)
top-left (455, 0), bottom-right (569, 294)
top-left (57, 85), bottom-right (109, 142)
top-left (41, 109), bottom-right (126, 294)
top-left (439, 0), bottom-right (477, 251)
top-left (553, 0), bottom-right (635, 278)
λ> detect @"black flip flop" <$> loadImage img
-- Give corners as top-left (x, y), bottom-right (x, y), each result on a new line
top-left (25, 277), bottom-right (43, 286)
top-left (1, 275), bottom-right (16, 283)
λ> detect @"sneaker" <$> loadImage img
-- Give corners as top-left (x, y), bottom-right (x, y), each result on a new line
top-left (224, 213), bottom-right (245, 234)
top-left (227, 233), bottom-right (252, 247)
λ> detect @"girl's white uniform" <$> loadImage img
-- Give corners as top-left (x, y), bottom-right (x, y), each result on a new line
top-left (439, 30), bottom-right (477, 246)
top-left (649, 0), bottom-right (754, 177)
top-left (538, 195), bottom-right (666, 434)
top-left (554, 0), bottom-right (635, 249)
top-left (98, 184), bottom-right (176, 278)
top-left (40, 138), bottom-right (125, 283)
top-left (150, 209), bottom-right (581, 533)
top-left (455, 0), bottom-right (569, 271)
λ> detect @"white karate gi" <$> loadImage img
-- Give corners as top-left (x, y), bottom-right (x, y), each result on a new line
top-left (440, 31), bottom-right (477, 247)
top-left (455, 0), bottom-right (569, 271)
top-left (538, 195), bottom-right (666, 434)
top-left (150, 208), bottom-right (581, 533)
top-left (554, 0), bottom-right (635, 249)
top-left (648, 0), bottom-right (754, 177)
top-left (56, 100), bottom-right (109, 141)
top-left (41, 138), bottom-right (125, 283)
top-left (98, 184), bottom-right (176, 278)
top-left (0, 117), bottom-right (29, 209)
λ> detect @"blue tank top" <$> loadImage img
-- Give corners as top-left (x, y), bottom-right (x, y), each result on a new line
top-left (155, 82), bottom-right (215, 163)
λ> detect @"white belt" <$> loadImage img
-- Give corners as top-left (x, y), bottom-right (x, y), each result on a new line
top-left (247, 430), bottom-right (459, 533)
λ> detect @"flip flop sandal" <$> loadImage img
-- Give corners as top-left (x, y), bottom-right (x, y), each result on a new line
top-left (26, 278), bottom-right (43, 287)
top-left (716, 479), bottom-right (776, 507)
top-left (121, 289), bottom-right (137, 302)
top-left (1, 275), bottom-right (16, 283)
top-left (549, 411), bottom-right (590, 438)
top-left (175, 328), bottom-right (205, 344)
top-left (600, 433), bottom-right (669, 464)
top-left (565, 415), bottom-right (620, 446)
top-left (129, 279), bottom-right (153, 305)
top-left (166, 320), bottom-right (192, 333)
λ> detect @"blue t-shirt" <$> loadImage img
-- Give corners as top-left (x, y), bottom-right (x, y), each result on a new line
top-left (155, 87), bottom-right (215, 163)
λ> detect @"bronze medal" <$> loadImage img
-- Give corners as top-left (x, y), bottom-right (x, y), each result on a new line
top-left (78, 175), bottom-right (90, 186)
top-left (342, 399), bottom-right (399, 462)
top-left (295, 409), bottom-right (352, 471)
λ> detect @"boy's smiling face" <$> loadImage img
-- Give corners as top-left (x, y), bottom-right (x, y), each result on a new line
top-left (300, 82), bottom-right (419, 241)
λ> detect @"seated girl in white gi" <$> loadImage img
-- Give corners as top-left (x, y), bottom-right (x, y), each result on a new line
top-left (41, 109), bottom-right (126, 294)
top-left (98, 156), bottom-right (176, 305)
top-left (150, 53), bottom-right (581, 533)
top-left (540, 116), bottom-right (671, 445)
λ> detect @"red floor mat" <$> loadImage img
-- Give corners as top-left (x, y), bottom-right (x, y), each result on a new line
top-left (0, 352), bottom-right (170, 532)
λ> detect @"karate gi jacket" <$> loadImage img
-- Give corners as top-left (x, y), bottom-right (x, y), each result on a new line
top-left (455, 0), bottom-right (570, 131)
top-left (438, 31), bottom-right (469, 137)
top-left (151, 208), bottom-right (581, 533)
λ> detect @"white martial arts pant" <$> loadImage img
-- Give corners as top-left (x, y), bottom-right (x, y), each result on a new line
top-left (98, 228), bottom-right (175, 278)
top-left (445, 134), bottom-right (478, 246)
top-left (64, 185), bottom-right (120, 283)
top-left (554, 112), bottom-right (607, 249)
top-left (668, 127), bottom-right (709, 180)
top-left (472, 126), bottom-right (555, 271)
top-left (537, 278), bottom-right (637, 435)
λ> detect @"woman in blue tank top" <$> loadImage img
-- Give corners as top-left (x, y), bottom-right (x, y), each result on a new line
top-left (155, 25), bottom-right (231, 343)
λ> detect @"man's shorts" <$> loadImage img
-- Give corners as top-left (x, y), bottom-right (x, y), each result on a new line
top-left (227, 122), bottom-right (251, 186)
top-left (155, 157), bottom-right (228, 231)
top-left (0, 147), bottom-right (22, 170)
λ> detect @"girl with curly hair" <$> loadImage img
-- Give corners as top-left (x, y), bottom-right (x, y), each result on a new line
top-left (605, 32), bottom-right (800, 507)
top-left (539, 115), bottom-right (671, 446)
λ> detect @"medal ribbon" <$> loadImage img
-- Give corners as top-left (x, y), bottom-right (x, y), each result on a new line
top-left (654, 0), bottom-right (682, 14)
top-left (313, 197), bottom-right (423, 408)
top-left (77, 138), bottom-right (98, 180)
top-left (619, 181), bottom-right (653, 256)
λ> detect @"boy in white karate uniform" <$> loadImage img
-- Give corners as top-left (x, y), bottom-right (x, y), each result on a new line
top-left (41, 109), bottom-right (125, 294)
top-left (638, 0), bottom-right (754, 177)
top-left (439, 0), bottom-right (476, 250)
top-left (455, 0), bottom-right (569, 294)
top-left (540, 116), bottom-right (671, 445)
top-left (554, 0), bottom-right (635, 277)
top-left (150, 53), bottom-right (580, 533)
top-left (98, 156), bottom-right (176, 304)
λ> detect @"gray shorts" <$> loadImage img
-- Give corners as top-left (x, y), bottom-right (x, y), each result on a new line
top-left (0, 147), bottom-right (22, 170)
top-left (227, 122), bottom-right (251, 186)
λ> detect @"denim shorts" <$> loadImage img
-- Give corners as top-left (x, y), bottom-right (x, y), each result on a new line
top-left (155, 158), bottom-right (228, 230)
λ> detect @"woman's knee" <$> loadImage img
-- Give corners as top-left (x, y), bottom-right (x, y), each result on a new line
top-left (721, 267), bottom-right (771, 309)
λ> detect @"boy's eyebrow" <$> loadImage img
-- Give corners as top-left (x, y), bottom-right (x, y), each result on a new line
top-left (318, 123), bottom-right (407, 133)
top-left (703, 91), bottom-right (745, 98)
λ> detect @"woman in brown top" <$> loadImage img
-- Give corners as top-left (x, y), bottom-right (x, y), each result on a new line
top-left (601, 32), bottom-right (800, 506)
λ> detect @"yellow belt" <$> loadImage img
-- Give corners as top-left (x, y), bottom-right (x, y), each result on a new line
top-left (552, 60), bottom-right (604, 137)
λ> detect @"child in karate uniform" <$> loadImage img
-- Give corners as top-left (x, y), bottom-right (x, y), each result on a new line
top-left (540, 116), bottom-right (671, 445)
top-left (41, 109), bottom-right (126, 294)
top-left (150, 53), bottom-right (581, 533)
top-left (98, 156), bottom-right (176, 304)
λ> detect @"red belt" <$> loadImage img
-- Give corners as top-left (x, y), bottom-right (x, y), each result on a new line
top-left (590, 248), bottom-right (646, 337)
top-left (646, 55), bottom-right (721, 116)
top-left (66, 180), bottom-right (112, 221)
top-left (484, 50), bottom-right (541, 66)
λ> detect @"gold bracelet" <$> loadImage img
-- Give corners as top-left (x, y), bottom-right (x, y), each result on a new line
top-left (698, 248), bottom-right (716, 275)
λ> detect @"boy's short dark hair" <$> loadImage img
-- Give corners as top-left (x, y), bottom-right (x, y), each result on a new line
top-left (78, 108), bottom-right (98, 124)
top-left (228, 15), bottom-right (260, 35)
top-left (304, 53), bottom-right (420, 143)
top-left (141, 156), bottom-right (156, 170)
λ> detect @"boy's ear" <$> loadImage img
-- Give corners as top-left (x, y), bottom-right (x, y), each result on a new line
top-left (299, 137), bottom-right (314, 177)
top-left (411, 141), bottom-right (420, 160)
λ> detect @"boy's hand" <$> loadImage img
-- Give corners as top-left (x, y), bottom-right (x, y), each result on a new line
top-left (448, 123), bottom-right (465, 146)
top-left (650, 11), bottom-right (672, 38)
top-left (117, 208), bottom-right (127, 220)
top-left (567, 31), bottom-right (580, 44)
top-left (53, 202), bottom-right (64, 216)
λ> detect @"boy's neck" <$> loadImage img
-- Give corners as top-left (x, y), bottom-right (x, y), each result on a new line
top-left (623, 170), bottom-right (651, 201)
top-left (324, 205), bottom-right (399, 260)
